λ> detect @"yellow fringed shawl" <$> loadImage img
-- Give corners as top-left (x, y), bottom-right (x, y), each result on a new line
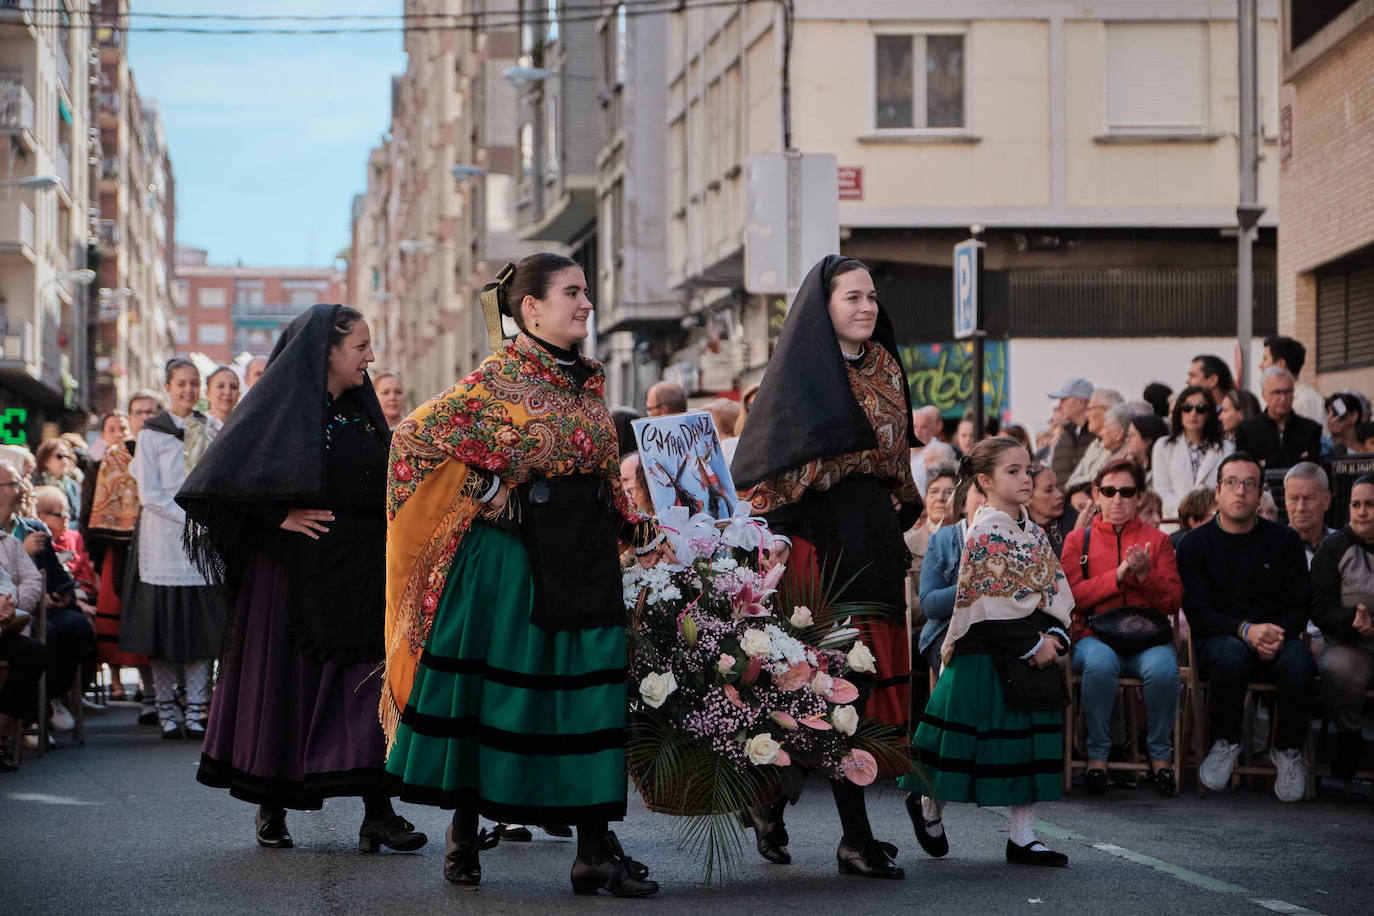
top-left (380, 333), bottom-right (644, 749)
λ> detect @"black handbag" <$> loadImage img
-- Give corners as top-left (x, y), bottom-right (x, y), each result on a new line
top-left (1078, 527), bottom-right (1173, 654)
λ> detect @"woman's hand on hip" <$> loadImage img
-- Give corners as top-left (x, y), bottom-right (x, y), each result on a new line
top-left (280, 508), bottom-right (334, 539)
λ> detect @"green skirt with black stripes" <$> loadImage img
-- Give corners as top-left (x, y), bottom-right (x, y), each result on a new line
top-left (385, 523), bottom-right (629, 824)
top-left (898, 652), bottom-right (1063, 807)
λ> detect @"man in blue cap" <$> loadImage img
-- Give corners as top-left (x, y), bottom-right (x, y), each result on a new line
top-left (1047, 376), bottom-right (1096, 489)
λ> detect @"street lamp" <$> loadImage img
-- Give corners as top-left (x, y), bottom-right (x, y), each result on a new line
top-left (0, 175), bottom-right (61, 191)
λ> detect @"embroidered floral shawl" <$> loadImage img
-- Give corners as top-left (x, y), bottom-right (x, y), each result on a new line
top-left (381, 333), bottom-right (648, 748)
top-left (744, 343), bottom-right (920, 513)
top-left (941, 505), bottom-right (1074, 664)
top-left (87, 441), bottom-right (140, 535)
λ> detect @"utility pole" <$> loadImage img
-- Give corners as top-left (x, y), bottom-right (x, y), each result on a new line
top-left (1236, 0), bottom-right (1265, 392)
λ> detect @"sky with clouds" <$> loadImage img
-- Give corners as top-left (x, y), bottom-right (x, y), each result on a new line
top-left (126, 1), bottom-right (405, 267)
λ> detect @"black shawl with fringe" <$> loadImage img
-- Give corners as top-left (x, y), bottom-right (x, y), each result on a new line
top-left (731, 254), bottom-right (918, 488)
top-left (177, 304), bottom-right (391, 663)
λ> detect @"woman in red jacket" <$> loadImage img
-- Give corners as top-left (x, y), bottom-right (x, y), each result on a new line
top-left (1062, 459), bottom-right (1184, 796)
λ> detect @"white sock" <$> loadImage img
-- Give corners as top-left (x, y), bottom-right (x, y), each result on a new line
top-left (921, 796), bottom-right (945, 837)
top-left (1009, 804), bottom-right (1038, 847)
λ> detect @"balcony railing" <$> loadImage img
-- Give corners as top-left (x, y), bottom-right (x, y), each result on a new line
top-left (0, 199), bottom-right (35, 251)
top-left (0, 319), bottom-right (35, 369)
top-left (0, 79), bottom-right (34, 134)
top-left (0, 1), bottom-right (36, 15)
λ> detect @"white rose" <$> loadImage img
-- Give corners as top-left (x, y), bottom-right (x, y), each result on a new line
top-left (847, 640), bottom-right (877, 674)
top-left (810, 671), bottom-right (834, 696)
top-left (744, 732), bottom-right (781, 766)
top-left (638, 671), bottom-right (678, 709)
top-left (789, 606), bottom-right (814, 628)
top-left (830, 704), bottom-right (859, 736)
top-left (740, 628), bottom-right (772, 658)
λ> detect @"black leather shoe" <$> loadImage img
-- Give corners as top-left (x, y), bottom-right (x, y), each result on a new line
top-left (904, 793), bottom-right (948, 858)
top-left (1006, 839), bottom-right (1068, 867)
top-left (137, 709), bottom-right (158, 726)
top-left (359, 814), bottom-right (428, 853)
top-left (495, 823), bottom-right (533, 842)
top-left (570, 831), bottom-right (658, 897)
top-left (1083, 768), bottom-right (1108, 795)
top-left (836, 838), bottom-right (904, 879)
top-left (541, 824), bottom-right (573, 838)
top-left (1151, 767), bottom-right (1177, 797)
top-left (160, 723), bottom-right (184, 740)
top-left (184, 720), bottom-right (207, 741)
top-left (444, 824), bottom-right (497, 886)
top-left (739, 799), bottom-right (791, 865)
top-left (255, 806), bottom-right (293, 849)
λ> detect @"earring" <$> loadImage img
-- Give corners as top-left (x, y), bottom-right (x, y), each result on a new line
top-left (534, 320), bottom-right (540, 329)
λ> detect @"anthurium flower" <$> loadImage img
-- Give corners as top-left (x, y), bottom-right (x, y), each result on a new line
top-left (840, 748), bottom-right (878, 785)
top-left (770, 711), bottom-right (798, 730)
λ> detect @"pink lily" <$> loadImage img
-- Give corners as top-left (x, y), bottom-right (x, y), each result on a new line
top-left (799, 716), bottom-right (833, 731)
top-left (740, 655), bottom-right (763, 685)
top-left (723, 684), bottom-right (746, 709)
top-left (774, 747), bottom-right (792, 767)
top-left (769, 711), bottom-right (798, 730)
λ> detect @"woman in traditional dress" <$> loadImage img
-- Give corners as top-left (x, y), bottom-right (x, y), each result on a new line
top-left (179, 306), bottom-right (425, 854)
top-left (118, 360), bottom-right (226, 740)
top-left (383, 254), bottom-right (663, 895)
top-left (731, 254), bottom-right (922, 879)
top-left (79, 411), bottom-right (145, 702)
top-left (204, 365), bottom-right (242, 428)
top-left (901, 436), bottom-right (1075, 867)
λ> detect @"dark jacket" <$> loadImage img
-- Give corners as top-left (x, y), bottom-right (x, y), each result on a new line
top-left (1050, 422), bottom-right (1096, 489)
top-left (8, 515), bottom-right (76, 603)
top-left (1233, 412), bottom-right (1323, 469)
top-left (1176, 516), bottom-right (1310, 640)
top-left (1310, 526), bottom-right (1374, 643)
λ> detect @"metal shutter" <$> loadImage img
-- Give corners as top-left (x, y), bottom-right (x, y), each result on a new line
top-left (1105, 23), bottom-right (1208, 132)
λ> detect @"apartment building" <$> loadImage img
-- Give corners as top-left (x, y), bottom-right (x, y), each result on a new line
top-left (0, 0), bottom-right (94, 442)
top-left (93, 0), bottom-right (176, 415)
top-left (173, 245), bottom-right (344, 365)
top-left (665, 1), bottom-right (1284, 420)
top-left (1277, 0), bottom-right (1374, 396)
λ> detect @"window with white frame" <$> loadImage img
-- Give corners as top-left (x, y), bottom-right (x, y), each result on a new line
top-left (174, 316), bottom-right (189, 345)
top-left (198, 323), bottom-right (227, 346)
top-left (198, 287), bottom-right (226, 308)
top-left (1104, 22), bottom-right (1208, 134)
top-left (872, 32), bottom-right (965, 130)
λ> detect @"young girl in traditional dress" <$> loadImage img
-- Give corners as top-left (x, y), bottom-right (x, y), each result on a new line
top-left (901, 436), bottom-right (1075, 867)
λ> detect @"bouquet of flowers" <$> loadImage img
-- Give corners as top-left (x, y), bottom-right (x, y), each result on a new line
top-left (625, 506), bottom-right (909, 880)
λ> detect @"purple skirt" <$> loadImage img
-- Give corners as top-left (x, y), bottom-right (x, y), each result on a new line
top-left (197, 552), bottom-right (388, 809)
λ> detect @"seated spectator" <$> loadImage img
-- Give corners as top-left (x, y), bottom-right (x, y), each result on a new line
top-left (0, 529), bottom-right (45, 767)
top-left (915, 476), bottom-right (986, 679)
top-left (1152, 385), bottom-right (1234, 525)
top-left (913, 440), bottom-right (957, 499)
top-left (1171, 487), bottom-right (1218, 549)
top-left (1324, 393), bottom-right (1365, 458)
top-left (1026, 461), bottom-right (1067, 555)
top-left (1310, 475), bottom-right (1374, 781)
top-left (1176, 452), bottom-right (1315, 801)
top-left (33, 486), bottom-right (97, 610)
top-left (954, 411), bottom-right (976, 456)
top-left (1142, 382), bottom-right (1172, 418)
top-left (1001, 423), bottom-right (1032, 455)
top-left (1048, 377), bottom-right (1097, 488)
top-left (905, 465), bottom-right (957, 614)
top-left (1187, 354), bottom-right (1236, 408)
top-left (1138, 489), bottom-right (1164, 528)
top-left (1066, 480), bottom-right (1093, 518)
top-left (1284, 463), bottom-right (1334, 567)
top-left (1356, 421), bottom-right (1374, 455)
top-left (1234, 367), bottom-right (1323, 469)
top-left (32, 439), bottom-right (82, 520)
top-left (1124, 414), bottom-right (1169, 485)
top-left (1219, 388), bottom-right (1262, 442)
top-left (618, 453), bottom-right (654, 516)
top-left (1063, 459), bottom-right (1183, 797)
top-left (1067, 401), bottom-right (1132, 490)
top-left (1261, 335), bottom-right (1325, 426)
top-left (0, 461), bottom-right (89, 735)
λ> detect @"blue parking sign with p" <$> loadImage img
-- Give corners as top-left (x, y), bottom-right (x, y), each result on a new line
top-left (953, 239), bottom-right (979, 340)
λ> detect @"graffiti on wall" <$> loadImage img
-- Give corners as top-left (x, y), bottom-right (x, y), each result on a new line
top-left (898, 340), bottom-right (1010, 422)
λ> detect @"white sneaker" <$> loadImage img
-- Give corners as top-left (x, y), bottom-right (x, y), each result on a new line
top-left (1270, 747), bottom-right (1307, 802)
top-left (1200, 739), bottom-right (1242, 791)
top-left (49, 699), bottom-right (75, 732)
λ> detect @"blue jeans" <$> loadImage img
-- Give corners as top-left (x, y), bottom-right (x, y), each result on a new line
top-left (1072, 636), bottom-right (1180, 762)
top-left (1198, 636), bottom-right (1316, 751)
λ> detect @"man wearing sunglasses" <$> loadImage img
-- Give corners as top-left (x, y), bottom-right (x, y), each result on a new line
top-left (1063, 459), bottom-right (1184, 797)
top-left (1176, 452), bottom-right (1316, 801)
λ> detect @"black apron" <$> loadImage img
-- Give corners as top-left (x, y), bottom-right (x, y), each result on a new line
top-left (514, 473), bottom-right (624, 631)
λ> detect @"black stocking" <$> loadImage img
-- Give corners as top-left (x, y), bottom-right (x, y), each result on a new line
top-left (451, 807), bottom-right (478, 843)
top-left (575, 819), bottom-right (610, 861)
top-left (830, 778), bottom-right (873, 847)
top-left (362, 791), bottom-right (395, 821)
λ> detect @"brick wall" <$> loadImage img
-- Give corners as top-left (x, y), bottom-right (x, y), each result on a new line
top-left (1277, 15), bottom-right (1374, 394)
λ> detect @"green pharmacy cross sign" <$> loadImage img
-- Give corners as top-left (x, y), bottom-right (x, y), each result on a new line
top-left (0, 408), bottom-right (28, 445)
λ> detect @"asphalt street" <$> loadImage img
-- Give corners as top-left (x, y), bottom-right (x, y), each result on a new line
top-left (3, 702), bottom-right (1369, 916)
